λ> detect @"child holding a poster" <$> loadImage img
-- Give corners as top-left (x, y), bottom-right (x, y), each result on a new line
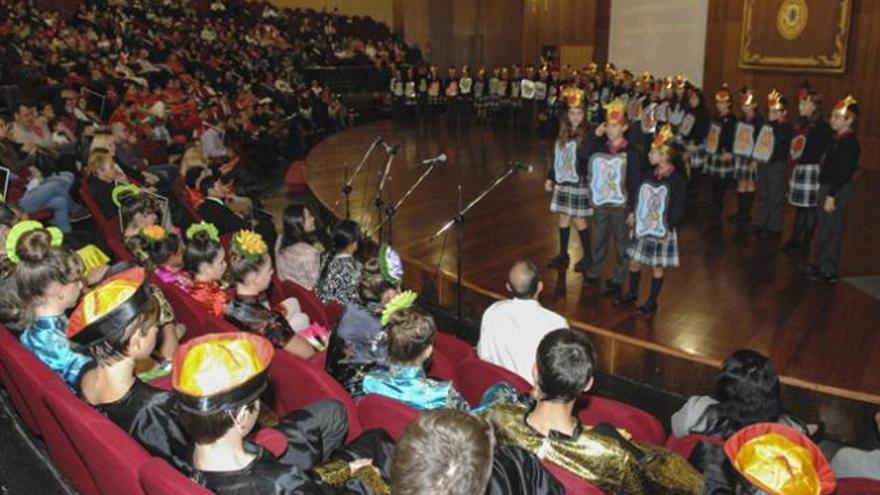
top-left (731, 87), bottom-right (764, 224)
top-left (753, 89), bottom-right (793, 239)
top-left (705, 85), bottom-right (737, 212)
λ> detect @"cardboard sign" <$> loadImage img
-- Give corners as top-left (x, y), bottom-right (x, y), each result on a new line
top-left (641, 103), bottom-right (658, 134)
top-left (751, 125), bottom-right (775, 163)
top-left (789, 132), bottom-right (807, 162)
top-left (635, 183), bottom-right (669, 239)
top-left (734, 122), bottom-right (756, 158)
top-left (705, 123), bottom-right (721, 154)
top-left (533, 81), bottom-right (548, 100)
top-left (428, 80), bottom-right (440, 97)
top-left (628, 97), bottom-right (643, 122)
top-left (520, 79), bottom-right (535, 99)
top-left (589, 153), bottom-right (628, 207)
top-left (679, 113), bottom-right (695, 137)
top-left (668, 106), bottom-right (685, 126)
top-left (554, 140), bottom-right (579, 184)
top-left (445, 80), bottom-right (459, 97)
top-left (459, 77), bottom-right (473, 94)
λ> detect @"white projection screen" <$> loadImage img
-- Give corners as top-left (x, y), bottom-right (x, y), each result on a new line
top-left (608, 0), bottom-right (709, 87)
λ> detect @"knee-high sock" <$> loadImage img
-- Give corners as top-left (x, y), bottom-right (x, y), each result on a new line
top-left (789, 208), bottom-right (805, 245)
top-left (803, 207), bottom-right (818, 245)
top-left (627, 270), bottom-right (641, 296)
top-left (647, 276), bottom-right (664, 304)
top-left (577, 228), bottom-right (592, 263)
top-left (742, 192), bottom-right (755, 218)
top-left (558, 227), bottom-right (571, 257)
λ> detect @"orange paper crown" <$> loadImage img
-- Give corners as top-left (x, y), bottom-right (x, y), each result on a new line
top-left (740, 87), bottom-right (757, 106)
top-left (603, 98), bottom-right (627, 125)
top-left (651, 124), bottom-right (675, 153)
top-left (831, 94), bottom-right (859, 119)
top-left (715, 84), bottom-right (732, 104)
top-left (725, 423), bottom-right (836, 495)
top-left (767, 89), bottom-right (786, 112)
top-left (562, 86), bottom-right (585, 109)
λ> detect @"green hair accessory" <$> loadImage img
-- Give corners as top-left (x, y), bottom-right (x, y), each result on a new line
top-left (378, 244), bottom-right (403, 285)
top-left (6, 220), bottom-right (64, 264)
top-left (111, 183), bottom-right (142, 208)
top-left (185, 221), bottom-right (220, 242)
top-left (380, 290), bottom-right (418, 326)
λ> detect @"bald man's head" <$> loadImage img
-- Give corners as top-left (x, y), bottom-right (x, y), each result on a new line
top-left (507, 260), bottom-right (541, 299)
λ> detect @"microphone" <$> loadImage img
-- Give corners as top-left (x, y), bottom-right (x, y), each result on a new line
top-left (379, 139), bottom-right (399, 154)
top-left (510, 160), bottom-right (535, 173)
top-left (421, 153), bottom-right (447, 165)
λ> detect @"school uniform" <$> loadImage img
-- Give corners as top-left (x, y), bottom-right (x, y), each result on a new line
top-left (733, 113), bottom-right (764, 183)
top-left (627, 168), bottom-right (687, 269)
top-left (788, 119), bottom-right (832, 208)
top-left (754, 120), bottom-right (793, 234)
top-left (812, 131), bottom-right (859, 278)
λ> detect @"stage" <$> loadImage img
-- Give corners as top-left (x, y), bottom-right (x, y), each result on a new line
top-left (304, 119), bottom-right (880, 440)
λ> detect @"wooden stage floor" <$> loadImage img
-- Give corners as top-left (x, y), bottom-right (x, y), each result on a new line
top-left (304, 119), bottom-right (880, 433)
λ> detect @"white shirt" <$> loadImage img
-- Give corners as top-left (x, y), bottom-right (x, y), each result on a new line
top-left (477, 298), bottom-right (567, 385)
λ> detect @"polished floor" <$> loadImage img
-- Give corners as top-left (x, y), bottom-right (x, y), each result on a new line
top-left (304, 118), bottom-right (880, 406)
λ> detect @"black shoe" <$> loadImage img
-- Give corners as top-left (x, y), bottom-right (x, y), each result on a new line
top-left (547, 254), bottom-right (570, 269)
top-left (601, 281), bottom-right (622, 297)
top-left (573, 258), bottom-right (591, 273)
top-left (582, 276), bottom-right (599, 287)
top-left (636, 300), bottom-right (658, 315)
top-left (613, 293), bottom-right (638, 307)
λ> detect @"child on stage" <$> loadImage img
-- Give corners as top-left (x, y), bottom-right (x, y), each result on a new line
top-left (730, 87), bottom-right (764, 224)
top-left (753, 89), bottom-right (793, 239)
top-left (615, 125), bottom-right (686, 315)
top-left (706, 85), bottom-right (736, 212)
top-left (545, 87), bottom-right (593, 272)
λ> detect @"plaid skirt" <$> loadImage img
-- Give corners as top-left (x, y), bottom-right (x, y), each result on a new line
top-left (733, 155), bottom-right (757, 182)
top-left (627, 229), bottom-right (679, 268)
top-left (486, 95), bottom-right (500, 108)
top-left (687, 145), bottom-right (708, 172)
top-left (788, 163), bottom-right (821, 207)
top-left (474, 96), bottom-right (487, 110)
top-left (550, 183), bottom-right (593, 218)
top-left (705, 154), bottom-right (734, 179)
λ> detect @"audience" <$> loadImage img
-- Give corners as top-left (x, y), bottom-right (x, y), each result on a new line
top-left (392, 408), bottom-right (563, 494)
top-left (275, 203), bottom-right (324, 290)
top-left (182, 222), bottom-right (230, 317)
top-left (316, 219), bottom-right (363, 306)
top-left (477, 260), bottom-right (567, 385)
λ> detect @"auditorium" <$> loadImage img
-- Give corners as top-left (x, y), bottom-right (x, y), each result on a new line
top-left (0, 0), bottom-right (877, 493)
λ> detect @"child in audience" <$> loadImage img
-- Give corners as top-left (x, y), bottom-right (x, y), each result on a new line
top-left (483, 328), bottom-right (703, 494)
top-left (139, 226), bottom-right (193, 291)
top-left (327, 248), bottom-right (401, 396)
top-left (224, 229), bottom-right (317, 359)
top-left (10, 221), bottom-right (91, 389)
top-left (173, 332), bottom-right (395, 494)
top-left (275, 203), bottom-right (323, 290)
top-left (115, 184), bottom-right (161, 255)
top-left (182, 221), bottom-right (229, 316)
top-left (315, 219), bottom-right (363, 306)
top-left (69, 266), bottom-right (192, 474)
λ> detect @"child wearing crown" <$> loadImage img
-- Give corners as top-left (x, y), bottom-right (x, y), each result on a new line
top-left (706, 85), bottom-right (737, 212)
top-left (614, 125), bottom-right (687, 315)
top-left (753, 89), bottom-right (793, 240)
top-left (730, 87), bottom-right (764, 224)
top-left (545, 86), bottom-right (593, 272)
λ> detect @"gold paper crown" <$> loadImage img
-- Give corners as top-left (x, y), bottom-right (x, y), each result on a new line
top-left (175, 333), bottom-right (272, 397)
top-left (740, 87), bottom-right (756, 106)
top-left (767, 88), bottom-right (786, 112)
top-left (562, 86), bottom-right (585, 109)
top-left (674, 74), bottom-right (687, 89)
top-left (604, 98), bottom-right (627, 125)
top-left (832, 94), bottom-right (859, 119)
top-left (715, 84), bottom-right (732, 104)
top-left (651, 124), bottom-right (675, 153)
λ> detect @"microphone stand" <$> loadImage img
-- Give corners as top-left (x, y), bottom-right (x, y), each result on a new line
top-left (430, 164), bottom-right (521, 321)
top-left (334, 136), bottom-right (382, 218)
top-left (368, 158), bottom-right (443, 242)
top-left (367, 147), bottom-right (397, 244)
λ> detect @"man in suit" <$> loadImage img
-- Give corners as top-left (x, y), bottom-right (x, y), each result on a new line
top-left (197, 172), bottom-right (276, 248)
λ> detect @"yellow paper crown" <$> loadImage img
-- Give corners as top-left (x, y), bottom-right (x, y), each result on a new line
top-left (603, 98), bottom-right (627, 125)
top-left (832, 94), bottom-right (858, 119)
top-left (735, 433), bottom-right (820, 495)
top-left (716, 84), bottom-right (732, 104)
top-left (651, 124), bottom-right (675, 153)
top-left (768, 88), bottom-right (786, 112)
top-left (177, 337), bottom-right (267, 397)
top-left (674, 73), bottom-right (687, 89)
top-left (740, 86), bottom-right (757, 106)
top-left (562, 86), bottom-right (585, 109)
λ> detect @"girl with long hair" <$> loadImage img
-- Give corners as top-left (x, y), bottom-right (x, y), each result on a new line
top-left (315, 220), bottom-right (363, 306)
top-left (275, 203), bottom-right (323, 289)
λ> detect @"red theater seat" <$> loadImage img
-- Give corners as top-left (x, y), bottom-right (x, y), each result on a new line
top-left (285, 160), bottom-right (308, 195)
top-left (577, 395), bottom-right (667, 446)
top-left (356, 394), bottom-right (420, 441)
top-left (453, 359), bottom-right (532, 408)
top-left (151, 278), bottom-right (208, 339)
top-left (426, 350), bottom-right (455, 382)
top-left (270, 278), bottom-right (331, 330)
top-left (433, 331), bottom-right (477, 366)
top-left (837, 478), bottom-right (880, 495)
top-left (542, 461), bottom-right (607, 494)
top-left (139, 458), bottom-right (213, 495)
top-left (268, 352), bottom-right (362, 442)
top-left (44, 387), bottom-right (151, 495)
top-left (664, 433), bottom-right (724, 460)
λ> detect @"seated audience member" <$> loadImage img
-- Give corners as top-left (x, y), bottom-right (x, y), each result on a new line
top-left (183, 222), bottom-right (230, 316)
top-left (197, 171), bottom-right (276, 248)
top-left (483, 328), bottom-right (704, 494)
top-left (477, 260), bottom-right (567, 384)
top-left (139, 226), bottom-right (193, 291)
top-left (712, 423), bottom-right (836, 494)
top-left (275, 203), bottom-right (323, 290)
top-left (69, 266), bottom-right (191, 474)
top-left (115, 185), bottom-right (162, 251)
top-left (326, 248), bottom-right (402, 396)
top-left (392, 408), bottom-right (564, 495)
top-left (830, 412), bottom-right (880, 481)
top-left (10, 221), bottom-right (92, 390)
top-left (224, 229), bottom-right (317, 359)
top-left (182, 166), bottom-right (207, 208)
top-left (173, 332), bottom-right (395, 494)
top-left (316, 219), bottom-right (363, 306)
top-left (87, 146), bottom-right (130, 219)
top-left (671, 350), bottom-right (808, 441)
top-left (362, 297), bottom-right (470, 411)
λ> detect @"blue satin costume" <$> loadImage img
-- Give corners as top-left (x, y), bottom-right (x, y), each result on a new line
top-left (20, 315), bottom-right (93, 390)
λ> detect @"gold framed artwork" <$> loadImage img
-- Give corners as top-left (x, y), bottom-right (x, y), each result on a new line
top-left (739, 0), bottom-right (852, 73)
